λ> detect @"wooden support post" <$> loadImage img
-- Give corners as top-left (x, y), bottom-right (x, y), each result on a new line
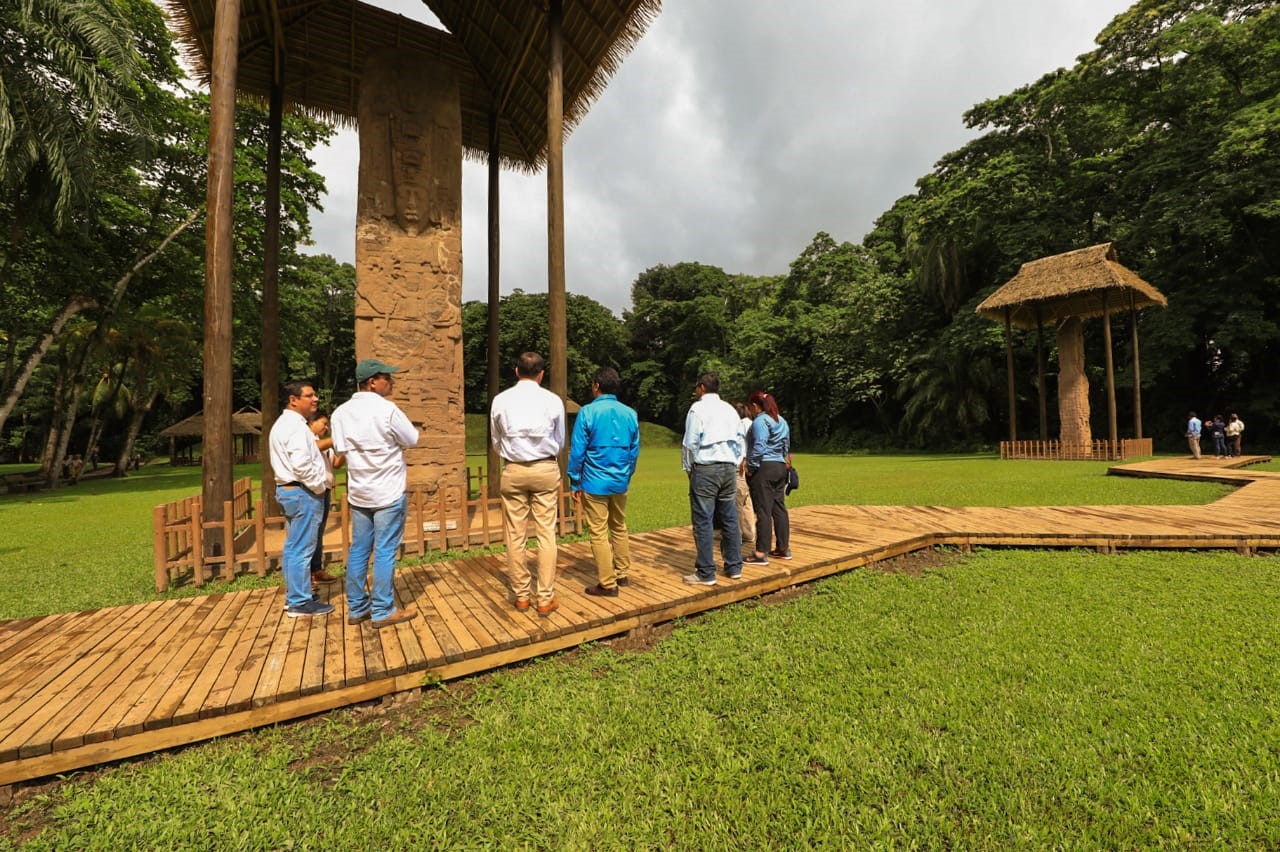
top-left (254, 498), bottom-right (268, 576)
top-left (1102, 290), bottom-right (1118, 445)
top-left (200, 0), bottom-right (241, 545)
top-left (546, 0), bottom-right (568, 418)
top-left (222, 498), bottom-right (235, 582)
top-left (487, 111), bottom-right (503, 499)
top-left (1003, 307), bottom-right (1017, 442)
top-left (1035, 307), bottom-right (1047, 441)
top-left (1129, 290), bottom-right (1143, 439)
top-left (260, 75), bottom-right (284, 512)
top-left (191, 502), bottom-right (205, 586)
top-left (153, 506), bottom-right (169, 593)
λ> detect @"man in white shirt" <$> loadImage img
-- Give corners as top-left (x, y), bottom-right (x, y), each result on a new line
top-left (331, 359), bottom-right (420, 629)
top-left (490, 352), bottom-right (566, 616)
top-left (268, 380), bottom-right (334, 618)
top-left (681, 373), bottom-right (746, 586)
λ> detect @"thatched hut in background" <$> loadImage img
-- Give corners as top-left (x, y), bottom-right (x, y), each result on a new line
top-left (976, 243), bottom-right (1167, 460)
top-left (159, 407), bottom-right (263, 466)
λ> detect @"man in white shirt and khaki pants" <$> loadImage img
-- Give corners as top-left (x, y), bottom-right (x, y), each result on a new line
top-left (490, 352), bottom-right (567, 617)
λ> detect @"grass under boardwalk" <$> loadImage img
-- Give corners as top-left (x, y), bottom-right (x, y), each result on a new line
top-left (0, 452), bottom-right (1230, 618)
top-left (2, 547), bottom-right (1277, 847)
top-left (0, 447), bottom-right (1268, 845)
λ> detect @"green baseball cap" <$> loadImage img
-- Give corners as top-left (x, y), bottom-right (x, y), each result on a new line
top-left (355, 358), bottom-right (403, 383)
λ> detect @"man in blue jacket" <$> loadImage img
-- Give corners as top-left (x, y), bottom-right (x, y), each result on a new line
top-left (567, 367), bottom-right (640, 596)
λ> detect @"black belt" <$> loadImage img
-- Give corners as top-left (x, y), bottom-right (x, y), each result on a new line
top-left (280, 480), bottom-right (304, 487)
top-left (694, 461), bottom-right (734, 466)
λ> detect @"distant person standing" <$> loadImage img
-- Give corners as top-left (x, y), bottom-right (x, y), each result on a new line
top-left (734, 402), bottom-right (756, 547)
top-left (331, 359), bottom-right (420, 629)
top-left (1225, 412), bottom-right (1245, 457)
top-left (681, 372), bottom-right (745, 586)
top-left (268, 380), bottom-right (333, 618)
top-left (490, 352), bottom-right (567, 616)
top-left (567, 367), bottom-right (640, 597)
top-left (1209, 415), bottom-right (1227, 458)
top-left (744, 390), bottom-right (792, 565)
top-left (307, 410), bottom-right (344, 591)
top-left (1185, 411), bottom-right (1202, 459)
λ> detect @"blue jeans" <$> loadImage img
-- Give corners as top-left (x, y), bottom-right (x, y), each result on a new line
top-left (276, 485), bottom-right (325, 610)
top-left (689, 462), bottom-right (741, 579)
top-left (345, 493), bottom-right (408, 621)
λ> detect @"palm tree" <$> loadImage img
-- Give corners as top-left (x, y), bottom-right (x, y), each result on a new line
top-left (0, 0), bottom-right (150, 225)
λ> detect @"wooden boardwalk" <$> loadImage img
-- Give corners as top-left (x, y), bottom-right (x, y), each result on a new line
top-left (1, 454), bottom-right (1276, 785)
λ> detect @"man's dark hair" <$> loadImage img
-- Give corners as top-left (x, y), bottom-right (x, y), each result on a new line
top-left (594, 367), bottom-right (621, 396)
top-left (697, 372), bottom-right (720, 394)
top-left (283, 379), bottom-right (313, 402)
top-left (516, 352), bottom-right (545, 378)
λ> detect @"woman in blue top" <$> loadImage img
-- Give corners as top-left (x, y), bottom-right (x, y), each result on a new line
top-left (743, 390), bottom-right (791, 565)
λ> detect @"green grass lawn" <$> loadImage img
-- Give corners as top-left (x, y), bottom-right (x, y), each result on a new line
top-left (0, 441), bottom-right (1274, 846)
top-left (0, 449), bottom-right (1229, 619)
top-left (4, 548), bottom-right (1279, 848)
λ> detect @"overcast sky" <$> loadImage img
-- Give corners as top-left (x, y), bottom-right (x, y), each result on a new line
top-left (304, 0), bottom-right (1130, 314)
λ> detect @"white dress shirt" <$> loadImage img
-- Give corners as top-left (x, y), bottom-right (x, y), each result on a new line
top-left (331, 391), bottom-right (420, 508)
top-left (682, 393), bottom-right (746, 470)
top-left (268, 409), bottom-right (328, 494)
top-left (490, 379), bottom-right (566, 462)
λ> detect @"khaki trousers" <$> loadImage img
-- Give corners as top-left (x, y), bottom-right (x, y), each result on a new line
top-left (581, 492), bottom-right (630, 588)
top-left (735, 467), bottom-right (755, 543)
top-left (500, 459), bottom-right (560, 605)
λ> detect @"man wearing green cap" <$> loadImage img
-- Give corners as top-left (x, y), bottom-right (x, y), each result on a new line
top-left (331, 358), bottom-right (421, 629)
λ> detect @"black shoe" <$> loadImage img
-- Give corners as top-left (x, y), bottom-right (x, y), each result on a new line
top-left (615, 576), bottom-right (630, 587)
top-left (584, 583), bottom-right (619, 597)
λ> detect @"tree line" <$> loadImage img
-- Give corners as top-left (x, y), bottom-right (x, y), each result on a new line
top-left (3, 0), bottom-right (1276, 476)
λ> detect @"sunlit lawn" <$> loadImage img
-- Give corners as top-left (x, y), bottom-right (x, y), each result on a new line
top-left (0, 445), bottom-right (1229, 619)
top-left (3, 433), bottom-right (1279, 847)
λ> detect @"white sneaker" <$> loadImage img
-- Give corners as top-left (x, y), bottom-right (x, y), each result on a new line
top-left (683, 573), bottom-right (717, 586)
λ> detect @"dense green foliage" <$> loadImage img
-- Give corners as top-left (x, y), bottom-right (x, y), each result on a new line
top-left (5, 0), bottom-right (1279, 476)
top-left (5, 550), bottom-right (1279, 847)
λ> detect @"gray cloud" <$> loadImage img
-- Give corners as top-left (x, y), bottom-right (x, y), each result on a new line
top-left (304, 0), bottom-right (1127, 313)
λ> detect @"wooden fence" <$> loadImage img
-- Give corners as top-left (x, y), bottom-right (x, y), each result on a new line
top-left (152, 469), bottom-right (582, 592)
top-left (999, 438), bottom-right (1154, 461)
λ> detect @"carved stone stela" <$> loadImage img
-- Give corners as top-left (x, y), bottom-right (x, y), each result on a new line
top-left (356, 49), bottom-right (464, 498)
top-left (1056, 316), bottom-right (1092, 453)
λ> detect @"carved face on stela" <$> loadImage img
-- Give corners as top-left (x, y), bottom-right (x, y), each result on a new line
top-left (390, 116), bottom-right (429, 235)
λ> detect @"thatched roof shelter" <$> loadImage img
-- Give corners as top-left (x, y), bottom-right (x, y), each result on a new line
top-left (976, 243), bottom-right (1167, 455)
top-left (976, 243), bottom-right (1167, 329)
top-left (160, 407), bottom-right (263, 438)
top-left (162, 0), bottom-right (661, 170)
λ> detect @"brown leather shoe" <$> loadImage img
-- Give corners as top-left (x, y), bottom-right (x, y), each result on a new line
top-left (311, 569), bottom-right (339, 584)
top-left (515, 598), bottom-right (531, 611)
top-left (584, 583), bottom-right (619, 597)
top-left (615, 576), bottom-right (630, 587)
top-left (536, 599), bottom-right (559, 617)
top-left (371, 608), bottom-right (418, 629)
top-left (347, 611), bottom-right (371, 626)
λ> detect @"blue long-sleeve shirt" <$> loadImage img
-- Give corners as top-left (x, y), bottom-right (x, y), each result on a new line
top-left (747, 413), bottom-right (790, 470)
top-left (567, 394), bottom-right (640, 495)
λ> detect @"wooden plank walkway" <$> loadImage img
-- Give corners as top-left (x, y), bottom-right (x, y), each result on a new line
top-left (1, 454), bottom-right (1276, 785)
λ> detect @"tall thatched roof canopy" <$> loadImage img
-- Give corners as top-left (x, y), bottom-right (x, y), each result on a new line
top-left (976, 243), bottom-right (1167, 329)
top-left (163, 0), bottom-right (661, 170)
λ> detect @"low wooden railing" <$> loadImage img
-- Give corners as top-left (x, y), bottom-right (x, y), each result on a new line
top-left (152, 469), bottom-right (582, 592)
top-left (1000, 438), bottom-right (1154, 461)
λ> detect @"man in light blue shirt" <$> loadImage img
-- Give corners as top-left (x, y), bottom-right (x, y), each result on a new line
top-left (1186, 411), bottom-right (1202, 459)
top-left (681, 372), bottom-right (745, 586)
top-left (568, 367), bottom-right (640, 597)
